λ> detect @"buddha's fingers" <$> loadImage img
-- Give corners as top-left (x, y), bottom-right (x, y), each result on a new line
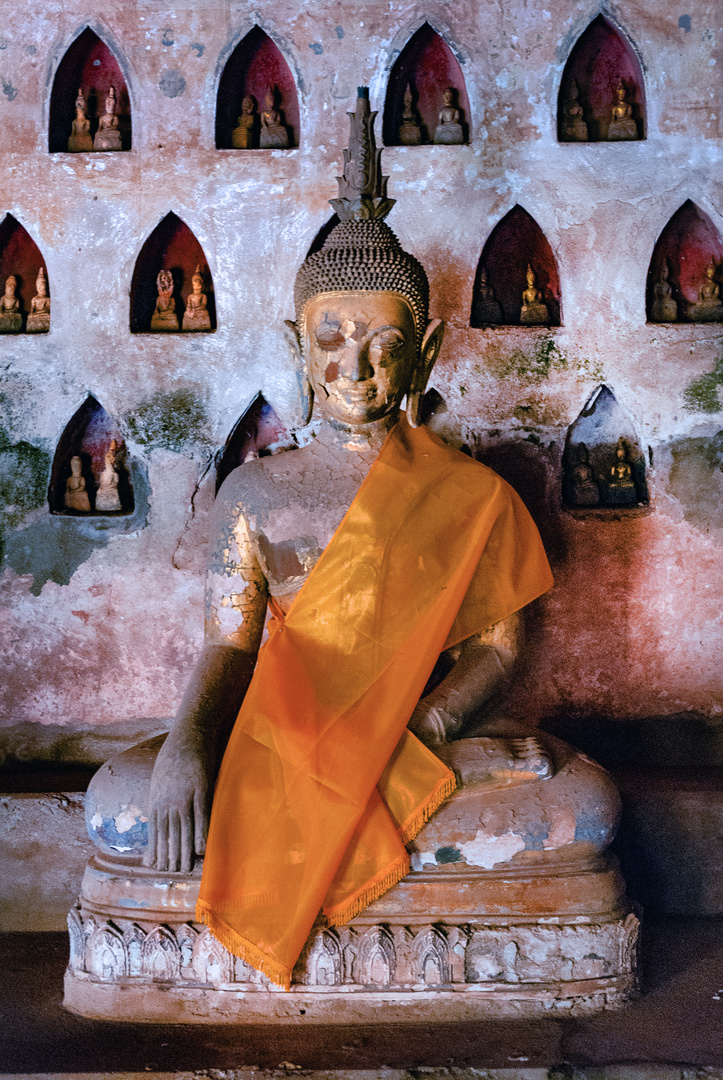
top-left (143, 808), bottom-right (158, 868)
top-left (168, 808), bottom-right (183, 873)
top-left (194, 790), bottom-right (207, 857)
top-left (156, 809), bottom-right (169, 872)
top-left (179, 807), bottom-right (193, 874)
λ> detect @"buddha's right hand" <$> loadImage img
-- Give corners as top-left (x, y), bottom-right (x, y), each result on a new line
top-left (143, 734), bottom-right (210, 873)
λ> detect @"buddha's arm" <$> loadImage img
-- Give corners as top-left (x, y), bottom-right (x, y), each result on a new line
top-left (407, 612), bottom-right (522, 746)
top-left (144, 501), bottom-right (268, 872)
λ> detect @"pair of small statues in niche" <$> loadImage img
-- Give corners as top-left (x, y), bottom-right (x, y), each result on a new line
top-left (151, 266), bottom-right (211, 332)
top-left (0, 268), bottom-right (50, 333)
top-left (68, 86), bottom-right (122, 152)
top-left (64, 440), bottom-right (123, 514)
top-left (651, 259), bottom-right (723, 323)
top-left (570, 438), bottom-right (639, 508)
top-left (399, 85), bottom-right (465, 145)
top-left (561, 77), bottom-right (639, 141)
top-left (475, 264), bottom-right (550, 326)
top-left (231, 88), bottom-right (289, 149)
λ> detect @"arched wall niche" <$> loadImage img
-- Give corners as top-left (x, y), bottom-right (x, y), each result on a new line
top-left (382, 22), bottom-right (470, 146)
top-left (215, 26), bottom-right (299, 150)
top-left (48, 27), bottom-right (131, 153)
top-left (50, 396), bottom-right (134, 515)
top-left (562, 385), bottom-right (648, 510)
top-left (470, 206), bottom-right (561, 327)
top-left (0, 215), bottom-right (49, 333)
top-left (646, 200), bottom-right (723, 324)
top-left (216, 393), bottom-right (293, 494)
top-left (130, 213), bottom-right (215, 333)
top-left (557, 14), bottom-right (645, 142)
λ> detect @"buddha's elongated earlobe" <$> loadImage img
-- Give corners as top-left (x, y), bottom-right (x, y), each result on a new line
top-left (408, 318), bottom-right (444, 428)
top-left (284, 319), bottom-right (314, 426)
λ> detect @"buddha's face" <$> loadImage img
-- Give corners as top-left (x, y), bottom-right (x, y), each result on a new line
top-left (444, 88), bottom-right (453, 105)
top-left (5, 277), bottom-right (15, 295)
top-left (303, 291), bottom-right (418, 425)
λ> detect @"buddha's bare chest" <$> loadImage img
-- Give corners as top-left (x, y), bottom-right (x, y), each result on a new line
top-left (232, 443), bottom-right (377, 598)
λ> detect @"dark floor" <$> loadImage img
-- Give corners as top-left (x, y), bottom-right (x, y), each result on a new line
top-left (1, 917), bottom-right (723, 1073)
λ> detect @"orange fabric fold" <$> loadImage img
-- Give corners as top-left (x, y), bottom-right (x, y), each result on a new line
top-left (196, 417), bottom-right (553, 988)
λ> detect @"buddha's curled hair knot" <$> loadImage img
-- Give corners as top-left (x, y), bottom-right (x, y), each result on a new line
top-left (295, 220), bottom-right (429, 345)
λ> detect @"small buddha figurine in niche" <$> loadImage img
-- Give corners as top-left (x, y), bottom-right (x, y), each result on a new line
top-left (399, 84), bottom-right (422, 145)
top-left (95, 440), bottom-right (122, 512)
top-left (570, 443), bottom-right (600, 506)
top-left (68, 88), bottom-right (93, 152)
top-left (687, 261), bottom-right (723, 322)
top-left (0, 274), bottom-right (22, 332)
top-left (26, 267), bottom-right (50, 333)
top-left (433, 87), bottom-right (464, 145)
top-left (520, 264), bottom-right (550, 325)
top-left (231, 96), bottom-right (257, 149)
top-left (606, 437), bottom-right (637, 506)
top-left (474, 266), bottom-right (502, 324)
top-left (94, 86), bottom-right (122, 151)
top-left (561, 79), bottom-right (587, 142)
top-left (151, 269), bottom-right (179, 331)
top-left (607, 78), bottom-right (638, 141)
top-left (651, 260), bottom-right (678, 323)
top-left (259, 88), bottom-right (289, 149)
top-left (64, 455), bottom-right (91, 513)
top-left (182, 265), bottom-right (211, 331)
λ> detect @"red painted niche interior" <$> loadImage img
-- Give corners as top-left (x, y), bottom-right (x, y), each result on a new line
top-left (49, 27), bottom-right (131, 152)
top-left (471, 206), bottom-right (561, 327)
top-left (130, 213), bottom-right (215, 333)
top-left (216, 26), bottom-right (299, 149)
top-left (383, 23), bottom-right (469, 146)
top-left (558, 15), bottom-right (645, 142)
top-left (0, 215), bottom-right (48, 330)
top-left (647, 201), bottom-right (723, 318)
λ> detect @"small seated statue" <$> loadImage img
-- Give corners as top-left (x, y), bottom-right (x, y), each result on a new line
top-left (231, 95), bottom-right (257, 149)
top-left (150, 269), bottom-right (179, 331)
top-left (606, 437), bottom-right (637, 506)
top-left (473, 266), bottom-right (502, 324)
top-left (561, 79), bottom-right (587, 142)
top-left (651, 260), bottom-right (678, 322)
top-left (64, 456), bottom-right (91, 513)
top-left (433, 87), bottom-right (464, 144)
top-left (570, 443), bottom-right (600, 506)
top-left (259, 88), bottom-right (289, 149)
top-left (399, 84), bottom-right (422, 145)
top-left (687, 262), bottom-right (723, 323)
top-left (95, 440), bottom-right (122, 512)
top-left (69, 89), bottom-right (638, 1022)
top-left (94, 86), bottom-right (122, 151)
top-left (607, 78), bottom-right (638, 141)
top-left (0, 274), bottom-right (22, 332)
top-left (26, 267), bottom-right (50, 333)
top-left (520, 264), bottom-right (550, 325)
top-left (68, 88), bottom-right (93, 152)
top-left (182, 265), bottom-right (211, 331)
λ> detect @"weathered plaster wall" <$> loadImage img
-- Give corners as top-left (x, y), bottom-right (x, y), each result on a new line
top-left (0, 0), bottom-right (722, 760)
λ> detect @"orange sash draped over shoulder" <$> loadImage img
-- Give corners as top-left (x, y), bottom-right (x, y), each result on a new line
top-left (196, 418), bottom-right (553, 988)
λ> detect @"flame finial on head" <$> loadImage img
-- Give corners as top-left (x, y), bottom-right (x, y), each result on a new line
top-left (330, 87), bottom-right (395, 222)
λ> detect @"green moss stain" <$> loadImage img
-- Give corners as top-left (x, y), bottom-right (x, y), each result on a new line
top-left (125, 388), bottom-right (210, 453)
top-left (485, 336), bottom-right (603, 385)
top-left (668, 432), bottom-right (723, 533)
top-left (0, 425), bottom-right (51, 562)
top-left (684, 348), bottom-right (723, 413)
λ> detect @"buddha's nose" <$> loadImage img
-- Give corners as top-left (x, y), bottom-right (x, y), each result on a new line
top-left (340, 341), bottom-right (374, 382)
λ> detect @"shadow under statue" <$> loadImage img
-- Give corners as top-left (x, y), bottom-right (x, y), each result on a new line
top-left (65, 89), bottom-right (638, 1023)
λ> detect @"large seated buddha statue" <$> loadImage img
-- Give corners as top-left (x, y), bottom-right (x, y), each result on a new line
top-left (66, 89), bottom-right (639, 1023)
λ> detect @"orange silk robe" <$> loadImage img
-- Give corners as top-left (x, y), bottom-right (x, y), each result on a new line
top-left (197, 418), bottom-right (553, 988)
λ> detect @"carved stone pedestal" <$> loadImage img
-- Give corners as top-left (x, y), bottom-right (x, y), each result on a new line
top-left (65, 735), bottom-right (640, 1022)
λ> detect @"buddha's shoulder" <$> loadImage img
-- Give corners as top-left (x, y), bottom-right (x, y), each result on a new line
top-left (214, 441), bottom-right (340, 516)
